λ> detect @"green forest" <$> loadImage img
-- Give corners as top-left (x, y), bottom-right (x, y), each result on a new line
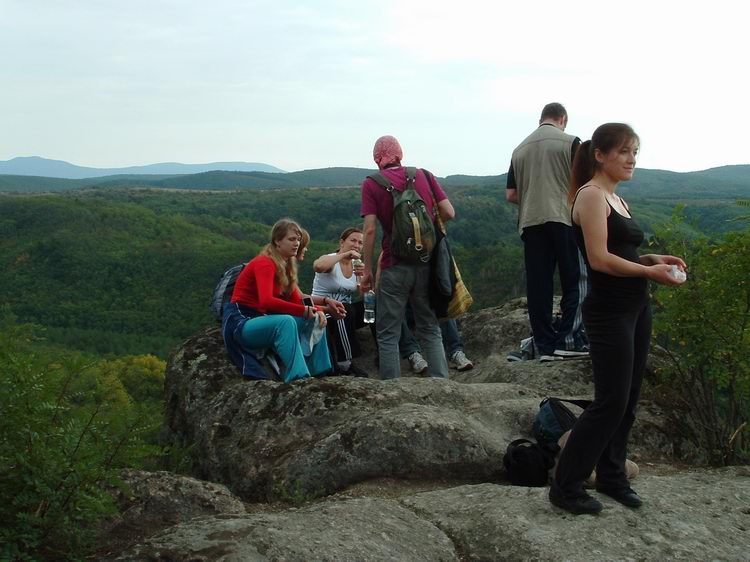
top-left (2, 167), bottom-right (749, 559)
top-left (1, 172), bottom-right (749, 358)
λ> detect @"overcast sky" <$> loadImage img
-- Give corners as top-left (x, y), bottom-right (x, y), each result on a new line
top-left (1, 0), bottom-right (747, 176)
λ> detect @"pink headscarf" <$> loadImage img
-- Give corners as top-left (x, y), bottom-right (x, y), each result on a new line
top-left (372, 135), bottom-right (403, 170)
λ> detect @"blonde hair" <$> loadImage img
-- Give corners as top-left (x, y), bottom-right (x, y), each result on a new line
top-left (261, 218), bottom-right (301, 294)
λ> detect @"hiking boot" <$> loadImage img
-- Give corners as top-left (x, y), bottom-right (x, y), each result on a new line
top-left (596, 486), bottom-right (643, 508)
top-left (407, 352), bottom-right (428, 374)
top-left (450, 350), bottom-right (474, 371)
top-left (553, 345), bottom-right (590, 358)
top-left (549, 487), bottom-right (603, 515)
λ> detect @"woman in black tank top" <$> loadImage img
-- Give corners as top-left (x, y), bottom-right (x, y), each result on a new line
top-left (549, 124), bottom-right (687, 516)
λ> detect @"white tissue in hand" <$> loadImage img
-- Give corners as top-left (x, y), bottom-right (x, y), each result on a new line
top-left (669, 265), bottom-right (687, 283)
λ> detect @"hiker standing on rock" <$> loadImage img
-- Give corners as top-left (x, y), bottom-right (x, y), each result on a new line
top-left (549, 123), bottom-right (687, 515)
top-left (360, 135), bottom-right (455, 380)
top-left (506, 103), bottom-right (589, 362)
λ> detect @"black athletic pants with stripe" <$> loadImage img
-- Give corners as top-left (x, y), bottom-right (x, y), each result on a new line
top-left (327, 301), bottom-right (376, 367)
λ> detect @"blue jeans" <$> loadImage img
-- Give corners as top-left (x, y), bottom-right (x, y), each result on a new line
top-left (377, 263), bottom-right (448, 379)
top-left (240, 315), bottom-right (331, 383)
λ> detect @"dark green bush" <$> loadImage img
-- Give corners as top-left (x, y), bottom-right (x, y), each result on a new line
top-left (0, 318), bottom-right (163, 560)
top-left (651, 215), bottom-right (749, 464)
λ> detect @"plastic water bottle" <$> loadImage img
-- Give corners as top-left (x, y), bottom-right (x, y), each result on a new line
top-left (363, 290), bottom-right (376, 323)
top-left (669, 264), bottom-right (687, 283)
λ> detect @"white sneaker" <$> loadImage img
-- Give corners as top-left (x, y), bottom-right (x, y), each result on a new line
top-left (407, 352), bottom-right (428, 374)
top-left (450, 350), bottom-right (474, 371)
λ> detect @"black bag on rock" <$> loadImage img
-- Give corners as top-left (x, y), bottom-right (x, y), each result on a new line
top-left (532, 397), bottom-right (592, 448)
top-left (502, 438), bottom-right (559, 487)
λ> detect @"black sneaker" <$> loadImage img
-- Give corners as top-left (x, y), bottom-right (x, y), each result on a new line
top-left (596, 486), bottom-right (642, 508)
top-left (549, 487), bottom-right (603, 515)
top-left (341, 364), bottom-right (369, 378)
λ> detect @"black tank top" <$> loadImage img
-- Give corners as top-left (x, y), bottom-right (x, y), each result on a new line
top-left (572, 191), bottom-right (648, 300)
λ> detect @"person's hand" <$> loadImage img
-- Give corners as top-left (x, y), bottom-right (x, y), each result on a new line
top-left (352, 260), bottom-right (365, 277)
top-left (344, 249), bottom-right (361, 260)
top-left (647, 263), bottom-right (684, 286)
top-left (325, 298), bottom-right (346, 320)
top-left (360, 271), bottom-right (373, 292)
top-left (315, 310), bottom-right (328, 327)
top-left (644, 253), bottom-right (687, 269)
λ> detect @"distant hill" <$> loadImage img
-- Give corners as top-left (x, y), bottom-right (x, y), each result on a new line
top-left (1, 162), bottom-right (748, 199)
top-left (0, 156), bottom-right (285, 179)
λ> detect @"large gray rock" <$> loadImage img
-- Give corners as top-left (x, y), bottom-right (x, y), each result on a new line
top-left (162, 308), bottom-right (692, 502)
top-left (165, 370), bottom-right (540, 501)
top-left (113, 497), bottom-right (458, 562)
top-left (107, 469), bottom-right (246, 528)
top-left (111, 468), bottom-right (750, 562)
top-left (98, 469), bottom-right (247, 557)
top-left (401, 467), bottom-right (750, 562)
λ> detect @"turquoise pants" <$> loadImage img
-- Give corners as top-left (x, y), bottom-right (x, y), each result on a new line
top-left (240, 314), bottom-right (331, 383)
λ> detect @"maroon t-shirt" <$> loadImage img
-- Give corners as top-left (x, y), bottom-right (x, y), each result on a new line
top-left (360, 167), bottom-right (448, 269)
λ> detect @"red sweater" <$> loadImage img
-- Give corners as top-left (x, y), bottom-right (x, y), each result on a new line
top-left (230, 255), bottom-right (306, 316)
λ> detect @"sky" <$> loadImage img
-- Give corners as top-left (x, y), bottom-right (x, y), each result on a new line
top-left (1, 0), bottom-right (748, 177)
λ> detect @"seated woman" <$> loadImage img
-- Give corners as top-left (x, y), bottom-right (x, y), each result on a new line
top-left (297, 227), bottom-right (347, 320)
top-left (222, 218), bottom-right (332, 383)
top-left (312, 227), bottom-right (371, 377)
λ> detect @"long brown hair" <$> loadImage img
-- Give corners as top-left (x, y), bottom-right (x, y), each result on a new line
top-left (261, 218), bottom-right (301, 294)
top-left (568, 123), bottom-right (640, 203)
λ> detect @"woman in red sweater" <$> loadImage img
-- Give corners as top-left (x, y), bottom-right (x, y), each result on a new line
top-left (222, 218), bottom-right (332, 382)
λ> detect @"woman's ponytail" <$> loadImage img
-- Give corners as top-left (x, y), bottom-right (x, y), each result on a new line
top-left (568, 139), bottom-right (593, 204)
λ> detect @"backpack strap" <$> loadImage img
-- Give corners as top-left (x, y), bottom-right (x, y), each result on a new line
top-left (367, 171), bottom-right (393, 192)
top-left (540, 397), bottom-right (593, 410)
top-left (367, 167), bottom-right (418, 193)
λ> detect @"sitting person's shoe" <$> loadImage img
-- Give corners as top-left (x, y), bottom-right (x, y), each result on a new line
top-left (596, 486), bottom-right (643, 508)
top-left (344, 363), bottom-right (369, 378)
top-left (507, 336), bottom-right (537, 362)
top-left (539, 354), bottom-right (564, 362)
top-left (553, 345), bottom-right (590, 358)
top-left (507, 349), bottom-right (532, 362)
top-left (549, 486), bottom-right (603, 515)
top-left (450, 350), bottom-right (474, 371)
top-left (407, 352), bottom-right (428, 374)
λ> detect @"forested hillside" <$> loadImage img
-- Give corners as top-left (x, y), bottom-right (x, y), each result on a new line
top-left (3, 164), bottom-right (750, 198)
top-left (1, 179), bottom-right (747, 357)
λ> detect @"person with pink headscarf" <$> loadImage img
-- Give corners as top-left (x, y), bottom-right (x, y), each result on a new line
top-left (360, 135), bottom-right (456, 379)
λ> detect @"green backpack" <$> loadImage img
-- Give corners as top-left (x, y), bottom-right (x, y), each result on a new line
top-left (368, 167), bottom-right (436, 264)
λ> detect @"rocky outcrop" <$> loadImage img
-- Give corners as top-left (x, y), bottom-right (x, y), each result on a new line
top-left (161, 300), bottom-right (693, 504)
top-left (105, 299), bottom-right (740, 560)
top-left (112, 468), bottom-right (750, 562)
top-left (98, 469), bottom-right (247, 558)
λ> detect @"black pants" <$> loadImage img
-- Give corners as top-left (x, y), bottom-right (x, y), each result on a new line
top-left (522, 222), bottom-right (587, 355)
top-left (327, 301), bottom-right (376, 367)
top-left (554, 295), bottom-right (652, 497)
